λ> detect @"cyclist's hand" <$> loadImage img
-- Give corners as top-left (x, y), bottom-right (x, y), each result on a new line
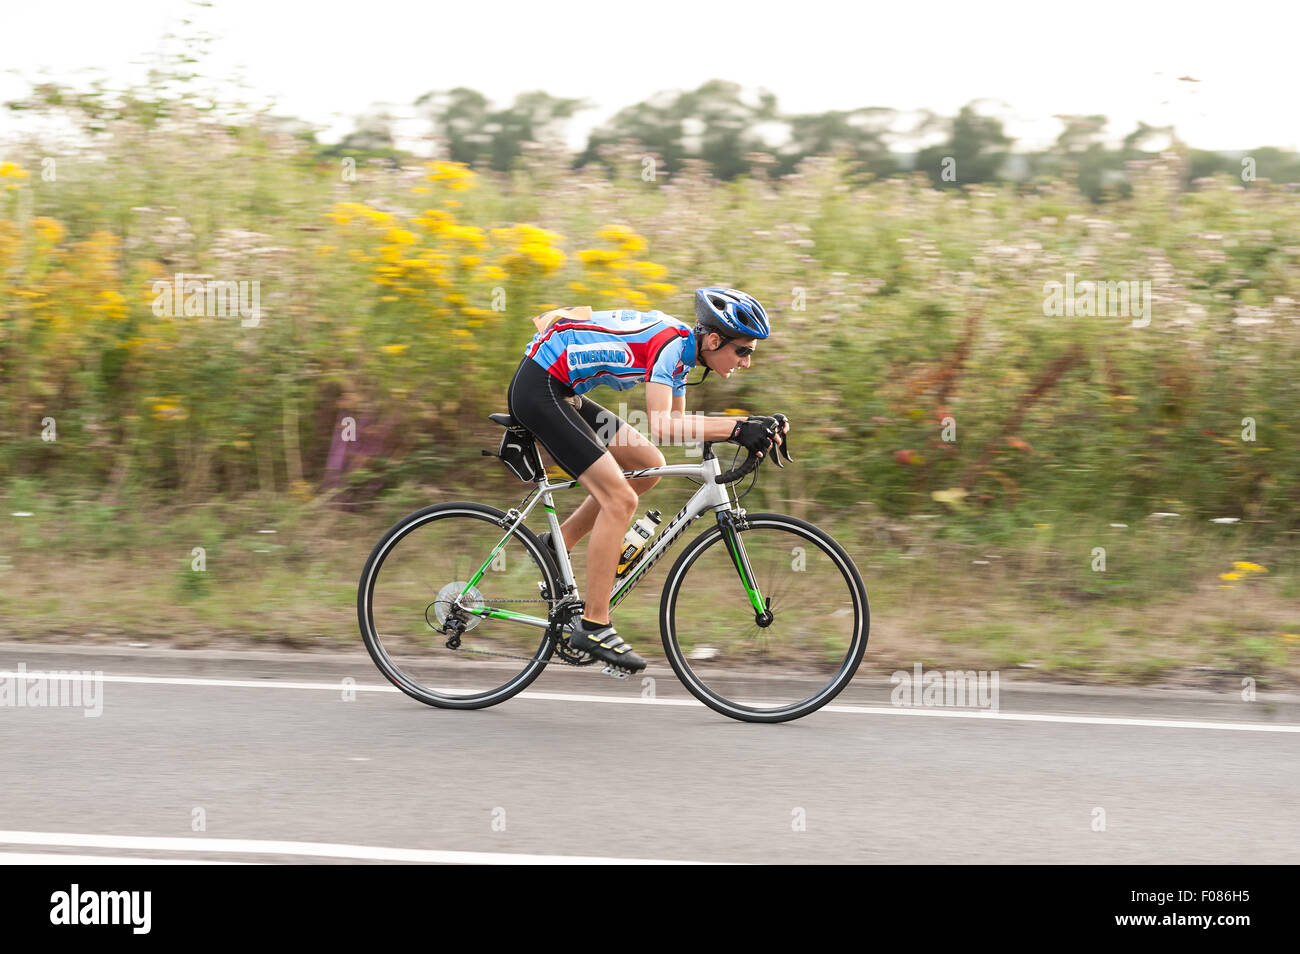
top-left (729, 416), bottom-right (779, 457)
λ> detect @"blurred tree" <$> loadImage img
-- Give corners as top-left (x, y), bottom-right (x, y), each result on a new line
top-left (1044, 114), bottom-right (1125, 201)
top-left (320, 105), bottom-right (401, 162)
top-left (415, 88), bottom-right (591, 170)
top-left (776, 107), bottom-right (899, 179)
top-left (915, 102), bottom-right (1014, 187)
top-left (579, 80), bottom-right (776, 179)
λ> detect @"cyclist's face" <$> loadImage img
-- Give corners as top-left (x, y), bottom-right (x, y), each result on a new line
top-left (706, 333), bottom-right (757, 378)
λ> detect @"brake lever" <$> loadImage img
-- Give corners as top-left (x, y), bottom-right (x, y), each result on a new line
top-left (771, 413), bottom-right (793, 465)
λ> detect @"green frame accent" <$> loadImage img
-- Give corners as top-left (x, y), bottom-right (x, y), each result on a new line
top-left (720, 519), bottom-right (768, 614)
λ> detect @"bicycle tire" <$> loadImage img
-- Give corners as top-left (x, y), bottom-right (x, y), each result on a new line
top-left (358, 501), bottom-right (561, 709)
top-left (659, 512), bottom-right (869, 723)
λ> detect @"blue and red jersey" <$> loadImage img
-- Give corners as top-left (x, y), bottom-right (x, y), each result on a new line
top-left (523, 308), bottom-right (698, 396)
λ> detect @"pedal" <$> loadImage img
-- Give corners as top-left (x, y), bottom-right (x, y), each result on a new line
top-left (601, 664), bottom-right (631, 680)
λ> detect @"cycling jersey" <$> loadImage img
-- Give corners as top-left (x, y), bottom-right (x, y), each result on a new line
top-left (523, 308), bottom-right (698, 397)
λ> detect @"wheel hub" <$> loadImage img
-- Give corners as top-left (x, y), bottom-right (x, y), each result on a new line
top-left (433, 581), bottom-right (485, 631)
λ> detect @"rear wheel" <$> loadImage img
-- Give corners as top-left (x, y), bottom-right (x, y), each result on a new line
top-left (659, 512), bottom-right (869, 722)
top-left (358, 502), bottom-right (562, 709)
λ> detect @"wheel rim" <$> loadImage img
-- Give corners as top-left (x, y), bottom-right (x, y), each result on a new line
top-left (360, 508), bottom-right (557, 704)
top-left (663, 518), bottom-right (866, 718)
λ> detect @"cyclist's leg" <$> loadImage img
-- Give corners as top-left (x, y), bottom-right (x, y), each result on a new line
top-left (507, 360), bottom-right (637, 625)
top-left (572, 452), bottom-right (637, 625)
top-left (558, 396), bottom-right (665, 552)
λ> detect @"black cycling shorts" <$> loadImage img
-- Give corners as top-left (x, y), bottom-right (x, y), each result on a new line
top-left (507, 356), bottom-right (625, 479)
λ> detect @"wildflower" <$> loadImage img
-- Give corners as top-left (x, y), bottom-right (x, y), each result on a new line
top-left (1219, 572), bottom-right (1243, 581)
top-left (1232, 562), bottom-right (1266, 573)
top-left (424, 160), bottom-right (476, 191)
top-left (31, 217), bottom-right (65, 244)
top-left (596, 224), bottom-right (647, 252)
top-left (382, 344), bottom-right (408, 355)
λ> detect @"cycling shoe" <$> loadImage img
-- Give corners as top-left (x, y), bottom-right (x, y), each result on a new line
top-left (565, 618), bottom-right (646, 673)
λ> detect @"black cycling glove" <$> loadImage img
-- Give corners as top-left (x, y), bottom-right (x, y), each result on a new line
top-left (728, 416), bottom-right (780, 453)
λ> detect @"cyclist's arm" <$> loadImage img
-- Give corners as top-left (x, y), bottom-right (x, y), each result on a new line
top-left (646, 383), bottom-right (741, 444)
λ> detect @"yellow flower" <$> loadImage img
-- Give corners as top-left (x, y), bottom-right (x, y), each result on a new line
top-left (1233, 561), bottom-right (1266, 573)
top-left (385, 228), bottom-right (418, 245)
top-left (150, 401), bottom-right (187, 422)
top-left (641, 282), bottom-right (677, 297)
top-left (32, 217), bottom-right (65, 244)
top-left (424, 160), bottom-right (476, 190)
top-left (1219, 572), bottom-right (1243, 581)
top-left (382, 344), bottom-right (408, 355)
top-left (0, 162), bottom-right (30, 179)
top-left (596, 224), bottom-right (647, 252)
top-left (577, 249), bottom-right (621, 267)
top-left (630, 260), bottom-right (669, 280)
top-left (415, 208), bottom-right (454, 233)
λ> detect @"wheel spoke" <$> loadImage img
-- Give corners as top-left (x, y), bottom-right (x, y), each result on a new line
top-left (662, 515), bottom-right (868, 721)
top-left (359, 506), bottom-right (559, 707)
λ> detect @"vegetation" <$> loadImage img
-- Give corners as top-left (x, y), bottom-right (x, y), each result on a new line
top-left (2, 59), bottom-right (1298, 685)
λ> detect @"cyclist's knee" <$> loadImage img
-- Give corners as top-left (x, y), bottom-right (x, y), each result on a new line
top-left (579, 455), bottom-right (639, 518)
top-left (608, 485), bottom-right (638, 518)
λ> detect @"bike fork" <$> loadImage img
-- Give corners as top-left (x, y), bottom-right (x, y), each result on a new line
top-left (716, 510), bottom-right (773, 626)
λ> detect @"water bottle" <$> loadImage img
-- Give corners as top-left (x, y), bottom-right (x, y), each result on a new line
top-left (616, 510), bottom-right (661, 577)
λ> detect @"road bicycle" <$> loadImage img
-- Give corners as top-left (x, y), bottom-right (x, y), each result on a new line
top-left (357, 412), bottom-right (869, 723)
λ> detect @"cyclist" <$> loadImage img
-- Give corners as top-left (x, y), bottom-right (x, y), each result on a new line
top-left (506, 286), bottom-right (789, 673)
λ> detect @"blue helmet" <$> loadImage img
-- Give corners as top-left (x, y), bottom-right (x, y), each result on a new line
top-left (693, 287), bottom-right (770, 340)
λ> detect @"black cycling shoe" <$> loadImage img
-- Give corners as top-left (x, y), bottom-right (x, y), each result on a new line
top-left (566, 618), bottom-right (646, 674)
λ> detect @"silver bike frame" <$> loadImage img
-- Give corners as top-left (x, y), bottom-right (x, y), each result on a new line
top-left (465, 452), bottom-right (740, 630)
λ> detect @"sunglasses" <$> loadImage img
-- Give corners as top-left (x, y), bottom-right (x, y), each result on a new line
top-left (730, 342), bottom-right (755, 358)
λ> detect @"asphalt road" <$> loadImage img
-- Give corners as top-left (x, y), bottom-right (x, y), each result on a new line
top-left (2, 643), bottom-right (1298, 864)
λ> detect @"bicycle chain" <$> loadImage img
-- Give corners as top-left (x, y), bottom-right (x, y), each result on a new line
top-left (433, 596), bottom-right (595, 667)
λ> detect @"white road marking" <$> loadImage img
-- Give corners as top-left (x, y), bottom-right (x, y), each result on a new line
top-left (0, 851), bottom-right (247, 864)
top-left (0, 831), bottom-right (716, 865)
top-left (2, 670), bottom-right (1296, 733)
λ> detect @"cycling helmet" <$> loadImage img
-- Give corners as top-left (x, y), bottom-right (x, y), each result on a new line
top-left (693, 287), bottom-right (770, 340)
top-left (685, 287), bottom-right (770, 387)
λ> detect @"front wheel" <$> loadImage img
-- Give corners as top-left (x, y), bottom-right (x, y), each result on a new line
top-left (659, 512), bottom-right (869, 722)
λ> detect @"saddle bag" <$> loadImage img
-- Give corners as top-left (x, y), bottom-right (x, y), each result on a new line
top-left (494, 429), bottom-right (540, 483)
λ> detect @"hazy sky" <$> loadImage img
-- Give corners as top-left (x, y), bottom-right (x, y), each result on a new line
top-left (2, 0), bottom-right (1297, 152)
